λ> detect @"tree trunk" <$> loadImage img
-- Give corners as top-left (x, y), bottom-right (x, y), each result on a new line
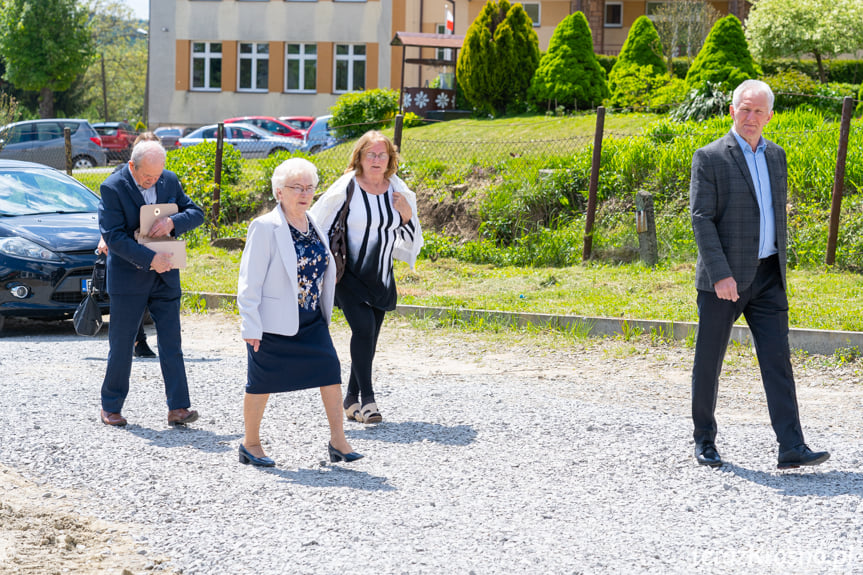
top-left (814, 52), bottom-right (827, 84)
top-left (39, 87), bottom-right (54, 118)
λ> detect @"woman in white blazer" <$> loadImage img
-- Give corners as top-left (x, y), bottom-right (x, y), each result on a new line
top-left (237, 158), bottom-right (362, 466)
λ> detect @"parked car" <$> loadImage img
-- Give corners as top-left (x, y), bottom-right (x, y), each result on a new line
top-left (301, 115), bottom-right (342, 154)
top-left (224, 116), bottom-right (305, 139)
top-left (0, 159), bottom-right (109, 332)
top-left (0, 119), bottom-right (107, 170)
top-left (92, 121), bottom-right (137, 163)
top-left (153, 126), bottom-right (194, 149)
top-left (178, 123), bottom-right (302, 159)
top-left (279, 115), bottom-right (315, 136)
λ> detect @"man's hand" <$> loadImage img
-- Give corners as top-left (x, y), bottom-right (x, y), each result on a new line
top-left (714, 276), bottom-right (739, 302)
top-left (149, 216), bottom-right (175, 238)
top-left (97, 236), bottom-right (108, 255)
top-left (149, 252), bottom-right (173, 273)
top-left (244, 338), bottom-right (261, 352)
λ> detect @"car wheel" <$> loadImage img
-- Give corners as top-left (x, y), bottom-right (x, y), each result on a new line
top-left (0, 314), bottom-right (5, 334)
top-left (72, 156), bottom-right (96, 169)
top-left (309, 145), bottom-right (321, 155)
top-left (268, 147), bottom-right (288, 156)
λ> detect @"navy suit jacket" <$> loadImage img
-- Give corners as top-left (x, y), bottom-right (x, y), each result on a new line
top-left (690, 131), bottom-right (789, 293)
top-left (98, 164), bottom-right (204, 295)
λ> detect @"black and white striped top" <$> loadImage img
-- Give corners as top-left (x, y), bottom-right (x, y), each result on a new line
top-left (341, 178), bottom-right (416, 310)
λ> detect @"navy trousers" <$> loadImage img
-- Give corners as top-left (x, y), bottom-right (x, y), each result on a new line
top-left (691, 255), bottom-right (805, 451)
top-left (101, 276), bottom-right (190, 413)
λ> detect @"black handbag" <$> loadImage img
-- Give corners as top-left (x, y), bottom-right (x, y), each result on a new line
top-left (328, 179), bottom-right (355, 283)
top-left (73, 254), bottom-right (105, 336)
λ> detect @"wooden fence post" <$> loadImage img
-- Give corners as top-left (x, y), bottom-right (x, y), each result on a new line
top-left (64, 127), bottom-right (72, 176)
top-left (636, 190), bottom-right (658, 267)
top-left (212, 122), bottom-right (223, 241)
top-left (826, 96), bottom-right (854, 266)
top-left (393, 113), bottom-right (404, 152)
top-left (582, 106), bottom-right (605, 261)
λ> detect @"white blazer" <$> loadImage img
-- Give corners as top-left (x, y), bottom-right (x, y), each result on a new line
top-left (237, 206), bottom-right (336, 340)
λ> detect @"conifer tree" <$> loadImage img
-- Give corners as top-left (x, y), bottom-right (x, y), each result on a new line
top-left (607, 16), bottom-right (666, 108)
top-left (684, 15), bottom-right (760, 92)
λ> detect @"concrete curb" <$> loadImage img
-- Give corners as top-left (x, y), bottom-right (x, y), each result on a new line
top-left (189, 292), bottom-right (863, 356)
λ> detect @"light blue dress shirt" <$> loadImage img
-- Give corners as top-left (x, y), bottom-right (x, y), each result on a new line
top-left (732, 128), bottom-right (776, 259)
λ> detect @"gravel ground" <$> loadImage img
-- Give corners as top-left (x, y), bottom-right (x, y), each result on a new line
top-left (1, 312), bottom-right (863, 575)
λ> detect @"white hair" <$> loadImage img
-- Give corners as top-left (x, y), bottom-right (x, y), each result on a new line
top-left (130, 140), bottom-right (167, 166)
top-left (271, 157), bottom-right (319, 200)
top-left (732, 79), bottom-right (775, 112)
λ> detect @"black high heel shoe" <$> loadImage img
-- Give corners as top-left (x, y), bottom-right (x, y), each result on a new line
top-left (239, 444), bottom-right (275, 467)
top-left (328, 442), bottom-right (364, 463)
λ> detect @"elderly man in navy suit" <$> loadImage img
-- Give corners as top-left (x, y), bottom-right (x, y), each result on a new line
top-left (98, 141), bottom-right (204, 427)
top-left (690, 79), bottom-right (829, 469)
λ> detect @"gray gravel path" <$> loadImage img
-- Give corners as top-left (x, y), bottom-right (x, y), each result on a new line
top-left (1, 313), bottom-right (862, 574)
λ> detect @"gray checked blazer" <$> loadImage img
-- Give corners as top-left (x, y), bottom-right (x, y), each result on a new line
top-left (690, 131), bottom-right (789, 293)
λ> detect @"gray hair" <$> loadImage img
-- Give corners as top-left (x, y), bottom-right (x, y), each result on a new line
top-left (271, 157), bottom-right (319, 200)
top-left (130, 140), bottom-right (167, 167)
top-left (732, 79), bottom-right (775, 112)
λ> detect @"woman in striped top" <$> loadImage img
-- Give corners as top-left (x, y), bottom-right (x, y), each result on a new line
top-left (310, 131), bottom-right (423, 424)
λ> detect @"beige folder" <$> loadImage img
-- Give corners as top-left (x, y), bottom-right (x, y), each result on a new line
top-left (138, 203), bottom-right (187, 269)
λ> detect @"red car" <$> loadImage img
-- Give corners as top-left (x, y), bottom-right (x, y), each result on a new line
top-left (223, 116), bottom-right (305, 139)
top-left (92, 121), bottom-right (137, 163)
top-left (279, 116), bottom-right (315, 137)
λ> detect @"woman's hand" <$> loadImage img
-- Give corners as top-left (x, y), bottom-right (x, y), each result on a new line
top-left (244, 338), bottom-right (261, 352)
top-left (392, 191), bottom-right (412, 225)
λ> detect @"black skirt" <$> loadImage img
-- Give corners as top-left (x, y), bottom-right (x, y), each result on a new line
top-left (246, 308), bottom-right (341, 394)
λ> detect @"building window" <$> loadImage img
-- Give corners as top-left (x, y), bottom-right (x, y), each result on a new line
top-left (286, 44), bottom-right (317, 92)
top-left (522, 3), bottom-right (540, 27)
top-left (238, 43), bottom-right (269, 92)
top-left (334, 44), bottom-right (365, 92)
top-left (192, 42), bottom-right (222, 90)
top-left (436, 25), bottom-right (453, 61)
top-left (605, 2), bottom-right (623, 27)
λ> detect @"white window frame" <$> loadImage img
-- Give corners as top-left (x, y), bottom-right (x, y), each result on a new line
top-left (191, 41), bottom-right (222, 91)
top-left (436, 25), bottom-right (453, 60)
top-left (238, 42), bottom-right (269, 92)
top-left (605, 1), bottom-right (623, 27)
top-left (285, 43), bottom-right (317, 93)
top-left (333, 44), bottom-right (366, 93)
top-left (522, 3), bottom-right (540, 27)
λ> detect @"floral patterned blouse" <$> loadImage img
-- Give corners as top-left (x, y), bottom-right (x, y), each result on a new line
top-left (289, 222), bottom-right (327, 312)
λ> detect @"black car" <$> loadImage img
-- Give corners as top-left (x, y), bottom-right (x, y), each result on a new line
top-left (0, 160), bottom-right (109, 332)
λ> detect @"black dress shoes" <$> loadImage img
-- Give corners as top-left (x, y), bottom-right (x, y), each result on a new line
top-left (695, 443), bottom-right (723, 467)
top-left (777, 444), bottom-right (830, 469)
top-left (134, 340), bottom-right (156, 358)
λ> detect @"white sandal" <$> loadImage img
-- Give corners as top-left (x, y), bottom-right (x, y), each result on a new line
top-left (358, 402), bottom-right (382, 424)
top-left (344, 402), bottom-right (361, 421)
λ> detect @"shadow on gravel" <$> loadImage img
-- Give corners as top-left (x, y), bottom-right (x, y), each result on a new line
top-left (263, 466), bottom-right (396, 492)
top-left (124, 425), bottom-right (241, 454)
top-left (725, 465), bottom-right (863, 496)
top-left (346, 421), bottom-right (477, 446)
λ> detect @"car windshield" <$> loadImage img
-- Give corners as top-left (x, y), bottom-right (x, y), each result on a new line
top-left (96, 127), bottom-right (118, 136)
top-left (0, 169), bottom-right (100, 216)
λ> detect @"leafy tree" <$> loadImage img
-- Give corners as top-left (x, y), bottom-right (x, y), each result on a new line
top-left (329, 88), bottom-right (399, 139)
top-left (0, 0), bottom-right (94, 118)
top-left (607, 16), bottom-right (665, 108)
top-left (528, 12), bottom-right (608, 111)
top-left (651, 0), bottom-right (720, 76)
top-left (684, 15), bottom-right (760, 92)
top-left (457, 0), bottom-right (540, 116)
top-left (81, 0), bottom-right (148, 123)
top-left (745, 0), bottom-right (863, 84)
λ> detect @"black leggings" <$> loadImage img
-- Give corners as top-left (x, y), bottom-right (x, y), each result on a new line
top-left (339, 297), bottom-right (386, 407)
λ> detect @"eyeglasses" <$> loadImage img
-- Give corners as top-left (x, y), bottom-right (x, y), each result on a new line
top-left (285, 184), bottom-right (315, 194)
top-left (365, 151), bottom-right (389, 161)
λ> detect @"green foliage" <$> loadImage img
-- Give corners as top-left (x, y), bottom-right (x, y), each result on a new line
top-left (329, 88), bottom-right (399, 139)
top-left (529, 12), bottom-right (608, 111)
top-left (596, 55), bottom-right (616, 76)
top-left (760, 59), bottom-right (863, 85)
top-left (684, 15), bottom-right (760, 92)
top-left (456, 0), bottom-right (540, 116)
top-left (607, 17), bottom-right (666, 109)
top-left (765, 69), bottom-right (859, 115)
top-left (858, 84), bottom-right (863, 116)
top-left (0, 0), bottom-right (95, 117)
top-left (671, 82), bottom-right (730, 121)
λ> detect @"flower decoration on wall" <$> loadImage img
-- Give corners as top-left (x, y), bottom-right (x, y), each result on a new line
top-left (414, 91), bottom-right (429, 109)
top-left (435, 92), bottom-right (450, 109)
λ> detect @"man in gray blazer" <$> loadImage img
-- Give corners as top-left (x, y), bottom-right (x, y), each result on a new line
top-left (690, 79), bottom-right (829, 469)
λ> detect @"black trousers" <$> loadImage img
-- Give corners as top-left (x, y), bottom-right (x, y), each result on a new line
top-left (336, 292), bottom-right (386, 405)
top-left (691, 255), bottom-right (805, 451)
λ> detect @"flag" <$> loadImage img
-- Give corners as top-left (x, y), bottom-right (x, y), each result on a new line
top-left (445, 7), bottom-right (454, 33)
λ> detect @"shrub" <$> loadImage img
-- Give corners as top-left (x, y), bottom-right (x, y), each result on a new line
top-left (457, 0), bottom-right (540, 116)
top-left (608, 16), bottom-right (666, 108)
top-left (165, 142), bottom-right (245, 226)
top-left (671, 82), bottom-right (730, 121)
top-left (529, 12), bottom-right (608, 111)
top-left (330, 88), bottom-right (399, 139)
top-left (685, 15), bottom-right (760, 92)
top-left (858, 84), bottom-right (863, 116)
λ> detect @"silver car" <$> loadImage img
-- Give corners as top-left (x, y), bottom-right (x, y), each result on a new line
top-left (178, 123), bottom-right (301, 159)
top-left (0, 119), bottom-right (107, 170)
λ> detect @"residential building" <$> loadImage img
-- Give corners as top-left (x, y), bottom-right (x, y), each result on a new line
top-left (148, 0), bottom-right (750, 128)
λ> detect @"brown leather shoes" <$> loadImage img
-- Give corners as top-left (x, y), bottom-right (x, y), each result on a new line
top-left (100, 409), bottom-right (127, 427)
top-left (168, 408), bottom-right (199, 426)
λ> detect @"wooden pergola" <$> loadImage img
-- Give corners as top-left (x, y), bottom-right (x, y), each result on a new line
top-left (391, 31), bottom-right (465, 115)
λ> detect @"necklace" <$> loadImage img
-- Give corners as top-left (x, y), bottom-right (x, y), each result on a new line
top-left (288, 214), bottom-right (310, 236)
